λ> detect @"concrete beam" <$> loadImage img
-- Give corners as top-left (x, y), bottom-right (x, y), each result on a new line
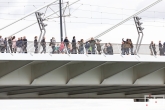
top-left (97, 86), bottom-right (159, 95)
top-left (31, 61), bottom-right (71, 83)
top-left (0, 87), bottom-right (37, 93)
top-left (133, 63), bottom-right (165, 84)
top-left (39, 87), bottom-right (92, 95)
top-left (101, 62), bottom-right (141, 84)
top-left (152, 91), bottom-right (165, 95)
top-left (68, 86), bottom-right (127, 95)
top-left (0, 61), bottom-right (33, 78)
top-left (7, 87), bottom-right (65, 95)
top-left (67, 62), bottom-right (108, 84)
top-left (125, 87), bottom-right (165, 95)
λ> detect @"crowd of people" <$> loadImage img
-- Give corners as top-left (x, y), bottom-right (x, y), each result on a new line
top-left (0, 36), bottom-right (27, 53)
top-left (151, 41), bottom-right (165, 56)
top-left (36, 36), bottom-right (114, 55)
top-left (121, 38), bottom-right (134, 55)
top-left (0, 35), bottom-right (162, 56)
top-left (0, 35), bottom-right (135, 55)
top-left (36, 36), bottom-right (135, 55)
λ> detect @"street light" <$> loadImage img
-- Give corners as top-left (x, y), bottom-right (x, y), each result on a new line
top-left (35, 12), bottom-right (47, 53)
top-left (134, 16), bottom-right (144, 54)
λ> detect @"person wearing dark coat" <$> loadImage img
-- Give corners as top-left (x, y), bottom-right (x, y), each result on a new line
top-left (96, 42), bottom-right (101, 54)
top-left (89, 37), bottom-right (96, 54)
top-left (153, 43), bottom-right (157, 55)
top-left (72, 36), bottom-right (77, 54)
top-left (150, 41), bottom-right (154, 55)
top-left (3, 38), bottom-right (7, 53)
top-left (16, 38), bottom-right (22, 53)
top-left (163, 42), bottom-right (165, 55)
top-left (8, 37), bottom-right (13, 53)
top-left (107, 43), bottom-right (113, 55)
top-left (64, 37), bottom-right (69, 47)
top-left (34, 36), bottom-right (38, 53)
top-left (23, 36), bottom-right (27, 53)
top-left (79, 39), bottom-right (84, 54)
top-left (41, 37), bottom-right (46, 54)
top-left (159, 41), bottom-right (163, 56)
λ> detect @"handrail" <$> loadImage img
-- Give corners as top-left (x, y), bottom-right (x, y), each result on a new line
top-left (0, 41), bottom-right (161, 56)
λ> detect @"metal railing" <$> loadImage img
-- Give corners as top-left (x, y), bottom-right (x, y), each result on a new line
top-left (0, 41), bottom-right (162, 56)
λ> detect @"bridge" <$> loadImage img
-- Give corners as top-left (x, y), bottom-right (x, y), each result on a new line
top-left (0, 0), bottom-right (164, 99)
top-left (0, 51), bottom-right (164, 99)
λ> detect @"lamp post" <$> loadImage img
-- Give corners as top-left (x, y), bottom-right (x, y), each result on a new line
top-left (35, 12), bottom-right (47, 52)
top-left (134, 16), bottom-right (144, 54)
top-left (59, 0), bottom-right (63, 42)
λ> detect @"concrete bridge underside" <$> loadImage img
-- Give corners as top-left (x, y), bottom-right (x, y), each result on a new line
top-left (0, 54), bottom-right (165, 98)
top-left (0, 60), bottom-right (165, 85)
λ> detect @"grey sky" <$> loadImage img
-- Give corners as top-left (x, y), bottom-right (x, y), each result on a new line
top-left (0, 0), bottom-right (165, 44)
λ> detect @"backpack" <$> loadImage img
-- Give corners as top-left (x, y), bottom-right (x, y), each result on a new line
top-left (85, 42), bottom-right (90, 49)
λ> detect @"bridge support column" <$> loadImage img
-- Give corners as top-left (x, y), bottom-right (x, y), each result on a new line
top-left (101, 62), bottom-right (140, 84)
top-left (133, 63), bottom-right (165, 84)
top-left (67, 62), bottom-right (108, 84)
top-left (31, 61), bottom-right (70, 84)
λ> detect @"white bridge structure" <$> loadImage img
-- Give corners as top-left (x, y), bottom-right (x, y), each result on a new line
top-left (0, 53), bottom-right (164, 99)
top-left (0, 0), bottom-right (165, 99)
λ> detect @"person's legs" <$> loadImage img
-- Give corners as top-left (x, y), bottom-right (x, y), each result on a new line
top-left (52, 46), bottom-right (55, 53)
top-left (17, 47), bottom-right (20, 53)
top-left (22, 45), bottom-right (24, 53)
top-left (85, 48), bottom-right (88, 54)
top-left (23, 45), bottom-right (27, 53)
top-left (154, 49), bottom-right (157, 55)
top-left (35, 46), bottom-right (38, 53)
top-left (124, 48), bottom-right (126, 55)
top-left (150, 49), bottom-right (153, 55)
top-left (34, 46), bottom-right (36, 53)
top-left (92, 46), bottom-right (95, 54)
top-left (25, 46), bottom-right (27, 53)
top-left (21, 47), bottom-right (23, 53)
top-left (72, 48), bottom-right (75, 54)
top-left (41, 46), bottom-right (44, 53)
top-left (9, 45), bottom-right (12, 53)
top-left (159, 49), bottom-right (161, 55)
top-left (98, 50), bottom-right (101, 54)
top-left (44, 46), bottom-right (46, 53)
top-left (127, 48), bottom-right (130, 55)
top-left (80, 47), bottom-right (84, 54)
top-left (131, 47), bottom-right (134, 55)
top-left (4, 46), bottom-right (7, 53)
top-left (110, 50), bottom-right (113, 55)
top-left (1, 46), bottom-right (4, 53)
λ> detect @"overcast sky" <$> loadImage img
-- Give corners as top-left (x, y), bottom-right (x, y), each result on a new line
top-left (0, 0), bottom-right (165, 44)
top-left (0, 0), bottom-right (165, 109)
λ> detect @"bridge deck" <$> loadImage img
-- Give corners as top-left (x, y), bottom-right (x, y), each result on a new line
top-left (0, 53), bottom-right (164, 62)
